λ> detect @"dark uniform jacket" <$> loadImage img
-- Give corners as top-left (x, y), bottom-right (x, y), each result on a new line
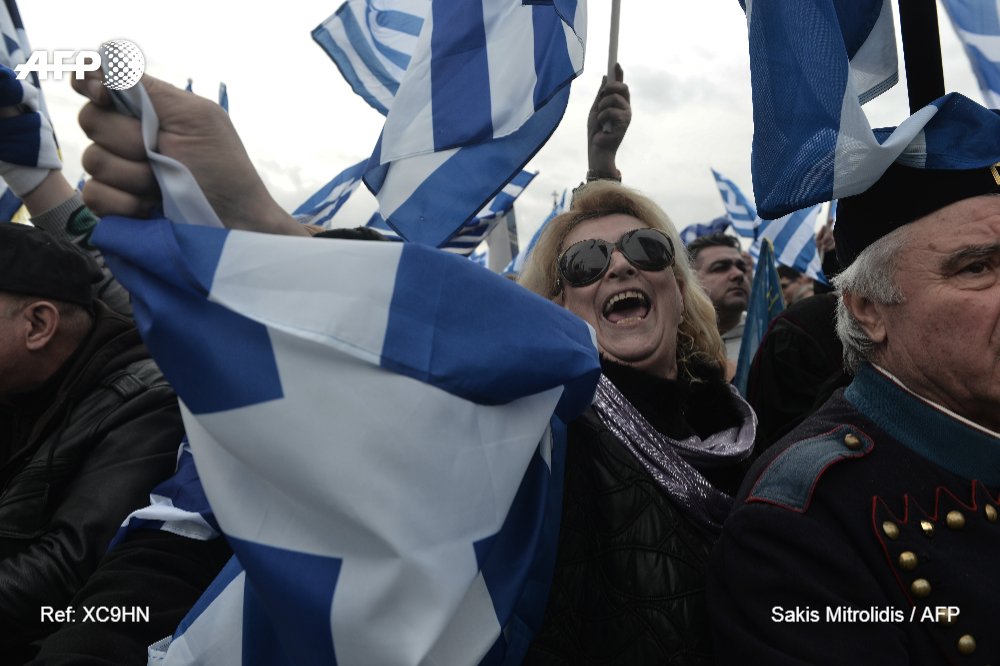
top-left (709, 363), bottom-right (1000, 665)
top-left (0, 302), bottom-right (184, 660)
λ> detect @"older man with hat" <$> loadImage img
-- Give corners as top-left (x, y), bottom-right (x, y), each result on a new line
top-left (0, 223), bottom-right (183, 661)
top-left (707, 152), bottom-right (1000, 662)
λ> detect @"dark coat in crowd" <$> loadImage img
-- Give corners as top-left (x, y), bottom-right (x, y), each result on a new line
top-left (709, 363), bottom-right (1000, 665)
top-left (526, 359), bottom-right (749, 665)
top-left (0, 302), bottom-right (184, 662)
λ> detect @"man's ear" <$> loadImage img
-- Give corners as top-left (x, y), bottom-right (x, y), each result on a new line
top-left (21, 301), bottom-right (60, 351)
top-left (841, 291), bottom-right (887, 344)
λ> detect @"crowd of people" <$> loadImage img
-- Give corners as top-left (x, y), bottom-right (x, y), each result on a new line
top-left (0, 41), bottom-right (998, 666)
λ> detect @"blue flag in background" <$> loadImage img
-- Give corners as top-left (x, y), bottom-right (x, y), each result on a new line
top-left (711, 169), bottom-right (756, 239)
top-left (293, 159), bottom-right (368, 228)
top-left (366, 168), bottom-right (537, 256)
top-left (680, 216), bottom-right (731, 246)
top-left (504, 188), bottom-right (566, 276)
top-left (752, 204), bottom-right (826, 283)
top-left (711, 170), bottom-right (826, 282)
top-left (92, 215), bottom-right (600, 665)
top-left (363, 0), bottom-right (585, 248)
top-left (313, 0), bottom-right (430, 116)
top-left (941, 0), bottom-right (1000, 109)
top-left (742, 0), bottom-right (1000, 219)
top-left (733, 237), bottom-right (784, 397)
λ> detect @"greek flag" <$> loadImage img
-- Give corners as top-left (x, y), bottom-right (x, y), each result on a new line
top-left (313, 0), bottom-right (430, 116)
top-left (941, 0), bottom-right (1000, 108)
top-left (0, 3), bottom-right (59, 200)
top-left (679, 216), bottom-right (731, 246)
top-left (504, 188), bottom-right (565, 277)
top-left (111, 439), bottom-right (220, 549)
top-left (753, 204), bottom-right (826, 283)
top-left (733, 238), bottom-right (784, 397)
top-left (363, 0), bottom-right (586, 248)
top-left (293, 159), bottom-right (368, 228)
top-left (711, 170), bottom-right (826, 282)
top-left (444, 169), bottom-right (536, 255)
top-left (711, 169), bottom-right (756, 238)
top-left (91, 213), bottom-right (600, 665)
top-left (743, 0), bottom-right (1000, 218)
top-left (367, 168), bottom-right (537, 256)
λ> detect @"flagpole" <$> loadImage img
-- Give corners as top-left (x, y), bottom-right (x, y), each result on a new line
top-left (898, 0), bottom-right (945, 112)
top-left (607, 0), bottom-right (621, 81)
top-left (602, 0), bottom-right (621, 133)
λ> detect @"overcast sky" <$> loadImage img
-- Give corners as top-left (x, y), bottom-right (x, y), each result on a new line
top-left (19, 1), bottom-right (983, 244)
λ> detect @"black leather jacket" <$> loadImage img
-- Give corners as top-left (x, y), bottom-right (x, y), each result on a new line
top-left (525, 360), bottom-right (750, 665)
top-left (0, 302), bottom-right (183, 658)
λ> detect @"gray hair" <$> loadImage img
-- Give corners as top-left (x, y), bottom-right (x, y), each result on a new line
top-left (832, 224), bottom-right (912, 373)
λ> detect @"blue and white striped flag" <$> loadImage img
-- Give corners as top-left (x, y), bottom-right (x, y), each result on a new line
top-left (711, 169), bottom-right (757, 239)
top-left (733, 238), bottom-right (784, 397)
top-left (293, 159), bottom-right (368, 228)
top-left (444, 169), bottom-right (536, 256)
top-left (91, 212), bottom-right (600, 665)
top-left (363, 0), bottom-right (586, 248)
top-left (0, 2), bottom-right (59, 202)
top-left (313, 0), bottom-right (430, 116)
top-left (753, 204), bottom-right (826, 284)
top-left (743, 0), bottom-right (1000, 219)
top-left (679, 216), bottom-right (731, 246)
top-left (712, 170), bottom-right (826, 282)
top-left (368, 168), bottom-right (537, 256)
top-left (941, 0), bottom-right (1000, 109)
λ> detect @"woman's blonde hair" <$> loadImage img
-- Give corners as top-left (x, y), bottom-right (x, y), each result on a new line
top-left (518, 180), bottom-right (727, 373)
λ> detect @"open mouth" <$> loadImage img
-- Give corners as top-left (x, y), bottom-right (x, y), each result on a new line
top-left (602, 289), bottom-right (651, 324)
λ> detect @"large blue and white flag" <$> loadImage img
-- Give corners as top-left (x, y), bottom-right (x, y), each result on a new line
top-left (313, 0), bottom-right (430, 116)
top-left (711, 169), bottom-right (757, 239)
top-left (364, 0), bottom-right (586, 248)
top-left (293, 159), bottom-right (368, 228)
top-left (733, 238), bottom-right (784, 397)
top-left (941, 0), bottom-right (1000, 109)
top-left (504, 188), bottom-right (566, 277)
top-left (752, 204), bottom-right (826, 283)
top-left (92, 213), bottom-right (600, 665)
top-left (743, 0), bottom-right (1000, 218)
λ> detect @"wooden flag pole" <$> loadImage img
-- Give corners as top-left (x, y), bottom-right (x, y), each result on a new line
top-left (898, 0), bottom-right (945, 113)
top-left (607, 0), bottom-right (621, 80)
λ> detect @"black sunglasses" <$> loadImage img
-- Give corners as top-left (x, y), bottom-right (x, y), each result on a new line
top-left (557, 228), bottom-right (675, 288)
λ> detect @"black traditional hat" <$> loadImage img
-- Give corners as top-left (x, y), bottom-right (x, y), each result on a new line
top-left (834, 161), bottom-right (1000, 266)
top-left (0, 223), bottom-right (103, 308)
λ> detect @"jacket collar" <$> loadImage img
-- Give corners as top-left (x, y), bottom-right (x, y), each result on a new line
top-left (845, 364), bottom-right (1000, 484)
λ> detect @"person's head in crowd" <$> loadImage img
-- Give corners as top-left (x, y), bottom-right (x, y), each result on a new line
top-left (833, 163), bottom-right (1000, 432)
top-left (777, 265), bottom-right (814, 305)
top-left (686, 232), bottom-right (750, 334)
top-left (0, 224), bottom-right (100, 399)
top-left (519, 180), bottom-right (725, 380)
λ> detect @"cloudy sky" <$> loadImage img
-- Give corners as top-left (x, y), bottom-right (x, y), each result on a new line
top-left (18, 1), bottom-right (982, 244)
